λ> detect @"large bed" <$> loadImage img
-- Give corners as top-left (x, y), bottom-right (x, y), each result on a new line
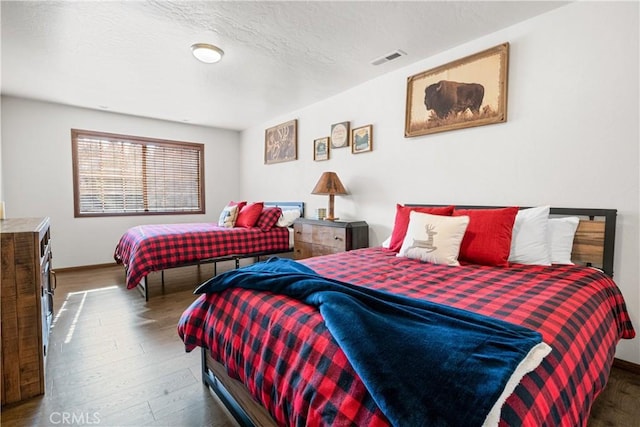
top-left (178, 205), bottom-right (635, 426)
top-left (114, 201), bottom-right (304, 300)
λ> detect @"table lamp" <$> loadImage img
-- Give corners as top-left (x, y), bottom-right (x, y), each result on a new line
top-left (311, 172), bottom-right (348, 221)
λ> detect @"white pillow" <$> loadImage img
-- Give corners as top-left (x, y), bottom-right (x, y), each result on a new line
top-left (509, 206), bottom-right (551, 265)
top-left (548, 217), bottom-right (580, 264)
top-left (398, 211), bottom-right (469, 266)
top-left (381, 236), bottom-right (391, 248)
top-left (218, 204), bottom-right (239, 228)
top-left (277, 209), bottom-right (301, 227)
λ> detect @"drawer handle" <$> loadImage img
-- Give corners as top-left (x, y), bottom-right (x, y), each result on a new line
top-left (334, 236), bottom-right (343, 241)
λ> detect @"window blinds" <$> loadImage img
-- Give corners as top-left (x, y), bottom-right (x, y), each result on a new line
top-left (72, 129), bottom-right (204, 217)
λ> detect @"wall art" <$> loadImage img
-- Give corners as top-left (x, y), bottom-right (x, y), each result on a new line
top-left (265, 119), bottom-right (297, 164)
top-left (330, 121), bottom-right (350, 148)
top-left (405, 43), bottom-right (509, 137)
top-left (351, 125), bottom-right (372, 154)
top-left (314, 137), bottom-right (330, 161)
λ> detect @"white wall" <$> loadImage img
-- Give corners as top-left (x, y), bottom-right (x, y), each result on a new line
top-left (0, 99), bottom-right (4, 201)
top-left (239, 2), bottom-right (640, 363)
top-left (1, 97), bottom-right (241, 268)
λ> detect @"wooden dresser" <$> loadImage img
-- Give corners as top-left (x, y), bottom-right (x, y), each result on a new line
top-left (293, 218), bottom-right (368, 260)
top-left (1, 217), bottom-right (53, 406)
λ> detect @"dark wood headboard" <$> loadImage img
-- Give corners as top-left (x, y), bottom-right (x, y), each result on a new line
top-left (407, 205), bottom-right (617, 277)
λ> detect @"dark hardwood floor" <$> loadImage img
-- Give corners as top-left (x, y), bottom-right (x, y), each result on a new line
top-left (1, 263), bottom-right (638, 426)
top-left (588, 361), bottom-right (640, 427)
top-left (1, 263), bottom-right (240, 427)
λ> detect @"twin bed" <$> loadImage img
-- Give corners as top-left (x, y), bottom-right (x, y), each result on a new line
top-left (121, 203), bottom-right (635, 425)
top-left (114, 202), bottom-right (304, 300)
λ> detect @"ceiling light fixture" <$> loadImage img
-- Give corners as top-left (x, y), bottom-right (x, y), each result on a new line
top-left (191, 43), bottom-right (224, 64)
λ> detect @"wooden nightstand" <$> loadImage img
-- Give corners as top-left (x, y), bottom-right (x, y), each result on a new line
top-left (293, 218), bottom-right (368, 260)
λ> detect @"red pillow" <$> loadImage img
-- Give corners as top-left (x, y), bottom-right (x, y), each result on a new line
top-left (255, 207), bottom-right (282, 231)
top-left (452, 207), bottom-right (519, 267)
top-left (235, 202), bottom-right (264, 227)
top-left (229, 200), bottom-right (247, 211)
top-left (388, 204), bottom-right (455, 252)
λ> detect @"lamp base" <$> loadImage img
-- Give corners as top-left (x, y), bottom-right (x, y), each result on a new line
top-left (326, 195), bottom-right (337, 222)
top-left (324, 217), bottom-right (339, 221)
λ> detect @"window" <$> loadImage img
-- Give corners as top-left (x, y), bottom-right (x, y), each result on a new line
top-left (71, 129), bottom-right (205, 217)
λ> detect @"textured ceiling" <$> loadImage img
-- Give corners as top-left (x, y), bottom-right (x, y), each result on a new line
top-left (1, 1), bottom-right (569, 131)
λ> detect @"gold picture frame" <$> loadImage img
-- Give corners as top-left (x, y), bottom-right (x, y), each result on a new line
top-left (314, 137), bottom-right (330, 161)
top-left (351, 125), bottom-right (372, 154)
top-left (405, 43), bottom-right (509, 137)
top-left (330, 121), bottom-right (350, 148)
top-left (264, 119), bottom-right (297, 164)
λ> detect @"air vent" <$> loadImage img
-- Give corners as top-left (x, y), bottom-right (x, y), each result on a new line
top-left (371, 49), bottom-right (407, 66)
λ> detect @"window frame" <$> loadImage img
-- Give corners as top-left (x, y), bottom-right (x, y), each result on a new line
top-left (71, 129), bottom-right (205, 218)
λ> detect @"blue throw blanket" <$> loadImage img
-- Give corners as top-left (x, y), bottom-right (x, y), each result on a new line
top-left (195, 257), bottom-right (549, 426)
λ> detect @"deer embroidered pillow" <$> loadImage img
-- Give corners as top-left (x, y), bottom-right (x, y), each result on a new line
top-left (398, 211), bottom-right (470, 266)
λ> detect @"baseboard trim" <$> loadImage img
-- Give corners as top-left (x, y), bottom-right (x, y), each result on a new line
top-left (613, 358), bottom-right (640, 375)
top-left (54, 262), bottom-right (120, 273)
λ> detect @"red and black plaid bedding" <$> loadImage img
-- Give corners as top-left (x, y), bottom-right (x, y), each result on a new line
top-left (178, 247), bottom-right (635, 426)
top-left (114, 223), bottom-right (290, 289)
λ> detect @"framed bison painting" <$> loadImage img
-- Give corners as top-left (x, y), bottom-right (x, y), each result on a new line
top-left (405, 43), bottom-right (509, 137)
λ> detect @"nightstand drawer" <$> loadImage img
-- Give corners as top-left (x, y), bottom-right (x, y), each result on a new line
top-left (293, 219), bottom-right (368, 260)
top-left (295, 242), bottom-right (337, 259)
top-left (312, 226), bottom-right (347, 250)
top-left (293, 222), bottom-right (313, 242)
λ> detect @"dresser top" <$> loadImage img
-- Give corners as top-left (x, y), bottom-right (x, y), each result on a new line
top-left (0, 217), bottom-right (50, 234)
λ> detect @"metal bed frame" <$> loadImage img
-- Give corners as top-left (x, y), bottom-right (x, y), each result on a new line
top-left (133, 201), bottom-right (304, 301)
top-left (197, 205), bottom-right (618, 427)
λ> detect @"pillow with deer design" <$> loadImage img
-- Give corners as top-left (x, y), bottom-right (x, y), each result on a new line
top-left (398, 211), bottom-right (470, 266)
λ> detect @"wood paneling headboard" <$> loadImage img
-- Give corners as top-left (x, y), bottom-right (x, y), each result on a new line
top-left (550, 207), bottom-right (616, 277)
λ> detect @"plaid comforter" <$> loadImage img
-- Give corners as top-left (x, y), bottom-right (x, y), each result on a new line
top-left (178, 247), bottom-right (635, 426)
top-left (114, 222), bottom-right (290, 289)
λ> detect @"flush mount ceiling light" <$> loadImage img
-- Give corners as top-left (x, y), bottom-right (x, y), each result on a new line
top-left (191, 43), bottom-right (224, 64)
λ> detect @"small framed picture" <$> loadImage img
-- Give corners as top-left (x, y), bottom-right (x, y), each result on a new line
top-left (314, 137), bottom-right (330, 161)
top-left (351, 125), bottom-right (373, 154)
top-left (330, 121), bottom-right (350, 148)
